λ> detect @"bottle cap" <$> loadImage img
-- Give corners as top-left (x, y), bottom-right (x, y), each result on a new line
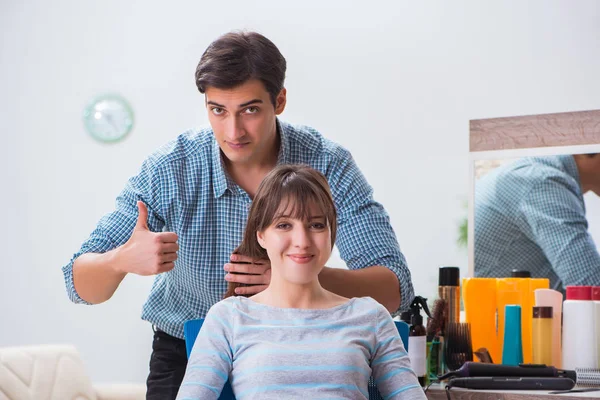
top-left (592, 287), bottom-right (600, 301)
top-left (532, 306), bottom-right (553, 318)
top-left (439, 266), bottom-right (460, 286)
top-left (566, 286), bottom-right (592, 301)
top-left (511, 269), bottom-right (531, 278)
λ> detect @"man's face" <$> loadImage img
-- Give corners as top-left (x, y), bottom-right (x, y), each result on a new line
top-left (205, 79), bottom-right (286, 166)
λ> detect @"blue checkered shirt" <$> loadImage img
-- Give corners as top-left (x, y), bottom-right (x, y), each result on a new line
top-left (474, 155), bottom-right (600, 291)
top-left (62, 120), bottom-right (413, 339)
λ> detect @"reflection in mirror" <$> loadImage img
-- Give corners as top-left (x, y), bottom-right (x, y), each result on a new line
top-left (473, 154), bottom-right (600, 292)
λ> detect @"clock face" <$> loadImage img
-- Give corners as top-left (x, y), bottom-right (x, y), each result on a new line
top-left (83, 94), bottom-right (134, 143)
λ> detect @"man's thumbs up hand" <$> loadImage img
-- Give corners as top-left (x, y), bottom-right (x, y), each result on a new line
top-left (114, 202), bottom-right (179, 276)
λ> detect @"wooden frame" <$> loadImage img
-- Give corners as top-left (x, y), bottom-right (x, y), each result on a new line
top-left (470, 109), bottom-right (600, 152)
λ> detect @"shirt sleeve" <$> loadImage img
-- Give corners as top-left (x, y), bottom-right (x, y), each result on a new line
top-left (61, 155), bottom-right (167, 304)
top-left (176, 303), bottom-right (233, 400)
top-left (371, 305), bottom-right (425, 400)
top-left (517, 175), bottom-right (600, 286)
top-left (327, 148), bottom-right (414, 313)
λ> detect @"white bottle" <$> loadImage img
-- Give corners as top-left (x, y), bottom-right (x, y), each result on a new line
top-left (592, 287), bottom-right (600, 367)
top-left (534, 289), bottom-right (563, 368)
top-left (562, 286), bottom-right (597, 370)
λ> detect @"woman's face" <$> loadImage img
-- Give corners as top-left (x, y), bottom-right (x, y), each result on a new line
top-left (257, 201), bottom-right (332, 286)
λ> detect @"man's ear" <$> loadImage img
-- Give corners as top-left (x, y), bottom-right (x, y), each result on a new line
top-left (257, 231), bottom-right (267, 249)
top-left (275, 88), bottom-right (287, 115)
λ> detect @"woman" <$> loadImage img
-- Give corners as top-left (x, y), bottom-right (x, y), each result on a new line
top-left (177, 165), bottom-right (424, 399)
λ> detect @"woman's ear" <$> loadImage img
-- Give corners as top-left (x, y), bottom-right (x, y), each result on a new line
top-left (257, 231), bottom-right (266, 249)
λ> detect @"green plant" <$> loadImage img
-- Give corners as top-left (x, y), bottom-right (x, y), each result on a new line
top-left (457, 201), bottom-right (467, 249)
top-left (457, 217), bottom-right (467, 248)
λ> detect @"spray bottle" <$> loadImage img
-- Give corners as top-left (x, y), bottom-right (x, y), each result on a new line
top-left (409, 296), bottom-right (432, 387)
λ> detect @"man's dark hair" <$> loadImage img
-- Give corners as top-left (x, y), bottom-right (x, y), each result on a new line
top-left (195, 31), bottom-right (287, 106)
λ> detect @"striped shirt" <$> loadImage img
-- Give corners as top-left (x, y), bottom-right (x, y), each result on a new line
top-left (177, 296), bottom-right (425, 400)
top-left (62, 120), bottom-right (413, 339)
top-left (475, 155), bottom-right (600, 291)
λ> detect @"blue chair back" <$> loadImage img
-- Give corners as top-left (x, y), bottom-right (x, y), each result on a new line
top-left (183, 318), bottom-right (409, 400)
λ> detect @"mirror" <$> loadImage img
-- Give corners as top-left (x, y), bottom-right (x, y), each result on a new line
top-left (468, 110), bottom-right (600, 289)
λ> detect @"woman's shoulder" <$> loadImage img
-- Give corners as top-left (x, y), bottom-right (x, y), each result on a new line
top-left (206, 296), bottom-right (242, 317)
top-left (352, 296), bottom-right (387, 311)
top-left (337, 297), bottom-right (390, 324)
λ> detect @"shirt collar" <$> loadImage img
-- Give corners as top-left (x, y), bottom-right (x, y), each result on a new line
top-left (211, 118), bottom-right (289, 198)
top-left (211, 138), bottom-right (228, 198)
top-left (276, 118), bottom-right (290, 165)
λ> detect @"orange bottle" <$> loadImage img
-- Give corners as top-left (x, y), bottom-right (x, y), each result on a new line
top-left (496, 272), bottom-right (549, 364)
top-left (462, 278), bottom-right (499, 363)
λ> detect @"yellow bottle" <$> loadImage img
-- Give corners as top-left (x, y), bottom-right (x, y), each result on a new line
top-left (527, 278), bottom-right (551, 363)
top-left (532, 306), bottom-right (553, 366)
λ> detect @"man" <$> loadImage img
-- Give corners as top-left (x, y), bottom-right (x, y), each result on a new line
top-left (475, 153), bottom-right (600, 291)
top-left (62, 31), bottom-right (414, 399)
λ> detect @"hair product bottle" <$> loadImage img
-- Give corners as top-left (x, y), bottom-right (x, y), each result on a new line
top-left (562, 286), bottom-right (597, 369)
top-left (534, 288), bottom-right (563, 368)
top-left (502, 305), bottom-right (523, 366)
top-left (532, 306), bottom-right (553, 366)
top-left (438, 266), bottom-right (460, 325)
top-left (408, 296), bottom-right (432, 387)
top-left (592, 287), bottom-right (600, 367)
top-left (462, 277), bottom-right (499, 364)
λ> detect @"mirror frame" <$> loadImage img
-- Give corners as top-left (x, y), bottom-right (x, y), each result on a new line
top-left (468, 109), bottom-right (600, 277)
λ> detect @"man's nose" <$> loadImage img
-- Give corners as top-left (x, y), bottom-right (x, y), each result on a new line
top-left (226, 116), bottom-right (244, 141)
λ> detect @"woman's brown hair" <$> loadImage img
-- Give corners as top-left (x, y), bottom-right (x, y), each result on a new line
top-left (224, 164), bottom-right (337, 298)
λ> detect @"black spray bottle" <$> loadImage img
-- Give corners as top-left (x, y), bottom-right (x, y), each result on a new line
top-left (408, 296), bottom-right (432, 387)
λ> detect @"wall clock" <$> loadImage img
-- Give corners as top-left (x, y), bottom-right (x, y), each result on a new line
top-left (83, 94), bottom-right (134, 143)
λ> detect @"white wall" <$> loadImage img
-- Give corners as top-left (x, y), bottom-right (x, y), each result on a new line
top-left (2, 0), bottom-right (600, 384)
